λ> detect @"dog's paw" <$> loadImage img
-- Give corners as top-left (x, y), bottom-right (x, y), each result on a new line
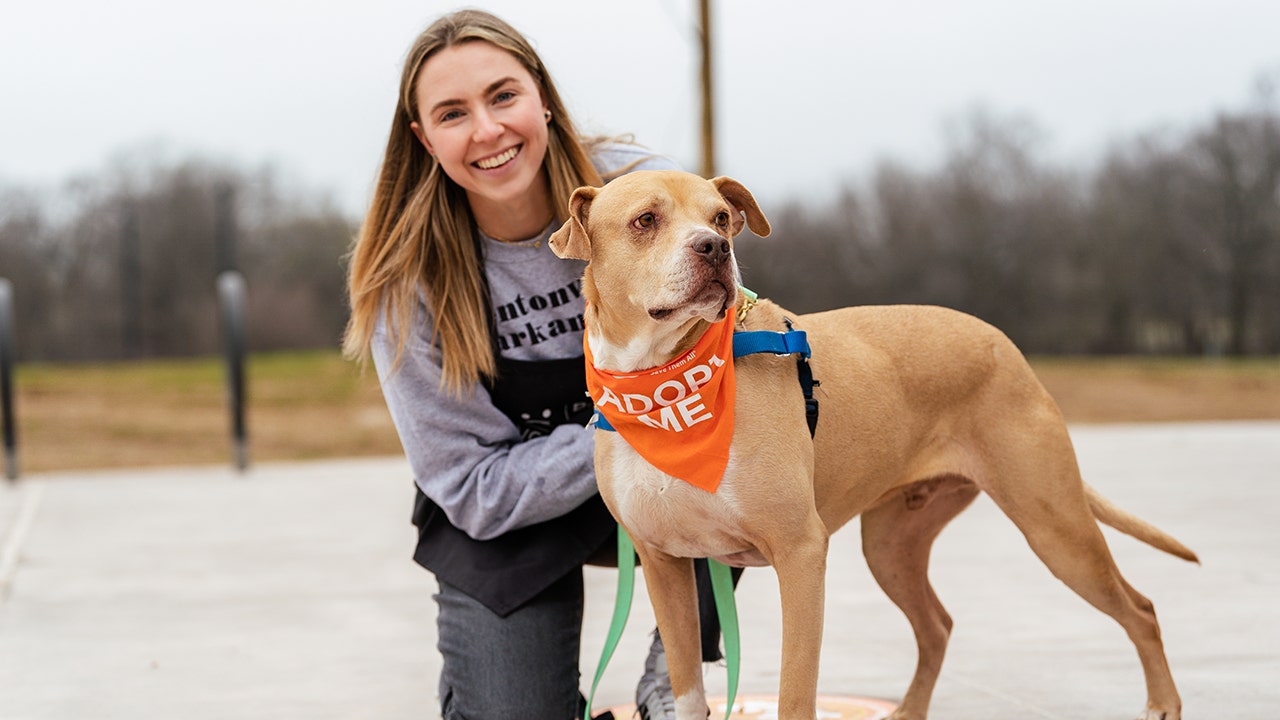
top-left (1135, 706), bottom-right (1179, 720)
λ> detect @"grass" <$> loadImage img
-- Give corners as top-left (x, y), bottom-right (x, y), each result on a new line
top-left (5, 350), bottom-right (1279, 474)
top-left (10, 351), bottom-right (400, 474)
top-left (1029, 355), bottom-right (1280, 423)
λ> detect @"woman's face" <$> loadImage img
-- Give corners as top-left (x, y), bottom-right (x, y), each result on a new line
top-left (411, 41), bottom-right (550, 216)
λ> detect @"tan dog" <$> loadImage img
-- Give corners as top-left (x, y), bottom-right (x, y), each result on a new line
top-left (549, 170), bottom-right (1196, 720)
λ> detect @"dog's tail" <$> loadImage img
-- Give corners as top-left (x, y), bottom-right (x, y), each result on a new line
top-left (1085, 484), bottom-right (1199, 563)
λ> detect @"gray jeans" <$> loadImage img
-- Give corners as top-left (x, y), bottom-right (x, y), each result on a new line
top-left (436, 570), bottom-right (584, 720)
top-left (435, 562), bottom-right (736, 720)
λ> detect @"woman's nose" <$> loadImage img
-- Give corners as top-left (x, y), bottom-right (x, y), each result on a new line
top-left (472, 109), bottom-right (504, 143)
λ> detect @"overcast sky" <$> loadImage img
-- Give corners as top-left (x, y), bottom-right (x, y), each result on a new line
top-left (3, 0), bottom-right (1279, 217)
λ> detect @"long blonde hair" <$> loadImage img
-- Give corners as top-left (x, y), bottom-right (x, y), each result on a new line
top-left (344, 10), bottom-right (605, 394)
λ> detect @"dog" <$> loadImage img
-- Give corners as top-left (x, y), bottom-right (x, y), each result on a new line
top-left (549, 170), bottom-right (1196, 720)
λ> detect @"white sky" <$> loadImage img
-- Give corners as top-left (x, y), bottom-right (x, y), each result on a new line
top-left (2, 0), bottom-right (1278, 217)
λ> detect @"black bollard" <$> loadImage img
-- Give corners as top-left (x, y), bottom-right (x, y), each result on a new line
top-left (0, 278), bottom-right (17, 481)
top-left (217, 271), bottom-right (248, 472)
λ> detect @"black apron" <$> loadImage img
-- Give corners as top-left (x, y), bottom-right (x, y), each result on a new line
top-left (410, 354), bottom-right (617, 617)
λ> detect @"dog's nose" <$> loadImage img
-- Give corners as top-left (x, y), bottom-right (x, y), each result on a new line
top-left (691, 233), bottom-right (731, 265)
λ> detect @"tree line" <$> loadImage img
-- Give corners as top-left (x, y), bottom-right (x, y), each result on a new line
top-left (0, 157), bottom-right (354, 361)
top-left (1, 94), bottom-right (1277, 363)
top-left (740, 99), bottom-right (1280, 356)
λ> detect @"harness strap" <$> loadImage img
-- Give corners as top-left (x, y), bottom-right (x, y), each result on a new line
top-left (731, 328), bottom-right (810, 358)
top-left (783, 318), bottom-right (821, 438)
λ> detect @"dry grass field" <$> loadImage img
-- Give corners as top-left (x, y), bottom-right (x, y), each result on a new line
top-left (11, 352), bottom-right (399, 474)
top-left (6, 351), bottom-right (1279, 474)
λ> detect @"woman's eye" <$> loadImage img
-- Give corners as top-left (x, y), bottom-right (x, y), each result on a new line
top-left (494, 90), bottom-right (516, 104)
top-left (439, 109), bottom-right (463, 123)
top-left (633, 212), bottom-right (656, 229)
top-left (715, 211), bottom-right (730, 228)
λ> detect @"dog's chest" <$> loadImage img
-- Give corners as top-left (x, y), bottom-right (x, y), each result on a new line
top-left (599, 438), bottom-right (770, 566)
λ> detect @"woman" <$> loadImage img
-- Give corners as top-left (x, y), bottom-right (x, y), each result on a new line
top-left (344, 10), bottom-right (726, 719)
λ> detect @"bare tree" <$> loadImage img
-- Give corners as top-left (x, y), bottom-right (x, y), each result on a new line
top-left (743, 100), bottom-right (1279, 356)
top-left (1186, 107), bottom-right (1280, 355)
top-left (1088, 135), bottom-right (1212, 354)
top-left (0, 188), bottom-right (55, 357)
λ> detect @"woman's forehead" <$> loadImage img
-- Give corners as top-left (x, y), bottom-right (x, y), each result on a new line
top-left (417, 41), bottom-right (535, 102)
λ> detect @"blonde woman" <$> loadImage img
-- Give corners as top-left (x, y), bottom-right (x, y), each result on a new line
top-left (345, 10), bottom-right (732, 719)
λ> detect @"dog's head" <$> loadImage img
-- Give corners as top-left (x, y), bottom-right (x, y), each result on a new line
top-left (549, 170), bottom-right (771, 334)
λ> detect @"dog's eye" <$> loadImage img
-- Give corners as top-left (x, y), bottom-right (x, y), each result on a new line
top-left (714, 211), bottom-right (730, 228)
top-left (633, 212), bottom-right (656, 230)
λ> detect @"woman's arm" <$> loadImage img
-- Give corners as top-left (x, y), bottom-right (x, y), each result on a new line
top-left (373, 145), bottom-right (679, 542)
top-left (372, 313), bottom-right (598, 541)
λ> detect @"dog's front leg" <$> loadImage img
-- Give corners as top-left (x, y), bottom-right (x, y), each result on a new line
top-left (768, 514), bottom-right (829, 720)
top-left (633, 540), bottom-right (707, 720)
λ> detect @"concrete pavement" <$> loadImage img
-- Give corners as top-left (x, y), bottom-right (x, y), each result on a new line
top-left (1, 422), bottom-right (1278, 719)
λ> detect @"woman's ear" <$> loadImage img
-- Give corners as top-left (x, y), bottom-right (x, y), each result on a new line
top-left (409, 121), bottom-right (433, 155)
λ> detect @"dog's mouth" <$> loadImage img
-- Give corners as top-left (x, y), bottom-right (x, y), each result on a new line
top-left (647, 280), bottom-right (730, 321)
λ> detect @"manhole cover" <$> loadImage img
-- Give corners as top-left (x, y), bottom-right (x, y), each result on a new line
top-left (608, 694), bottom-right (897, 719)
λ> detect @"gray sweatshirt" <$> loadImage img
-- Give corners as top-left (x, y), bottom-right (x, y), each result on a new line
top-left (372, 144), bottom-right (680, 541)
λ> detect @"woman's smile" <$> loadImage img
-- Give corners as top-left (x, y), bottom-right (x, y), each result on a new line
top-left (474, 144), bottom-right (521, 170)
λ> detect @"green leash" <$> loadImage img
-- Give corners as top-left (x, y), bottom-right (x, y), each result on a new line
top-left (585, 527), bottom-right (740, 720)
top-left (707, 558), bottom-right (740, 719)
top-left (585, 527), bottom-right (637, 718)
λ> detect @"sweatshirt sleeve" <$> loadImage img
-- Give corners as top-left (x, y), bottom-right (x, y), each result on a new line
top-left (592, 142), bottom-right (683, 176)
top-left (371, 310), bottom-right (600, 541)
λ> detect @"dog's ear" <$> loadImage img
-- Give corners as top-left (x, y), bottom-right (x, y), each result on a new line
top-left (548, 186), bottom-right (598, 260)
top-left (710, 176), bottom-right (771, 238)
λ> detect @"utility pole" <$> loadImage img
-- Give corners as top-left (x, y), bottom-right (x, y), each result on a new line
top-left (699, 0), bottom-right (716, 178)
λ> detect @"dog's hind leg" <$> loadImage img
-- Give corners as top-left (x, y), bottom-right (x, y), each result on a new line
top-left (860, 475), bottom-right (980, 720)
top-left (985, 443), bottom-right (1181, 720)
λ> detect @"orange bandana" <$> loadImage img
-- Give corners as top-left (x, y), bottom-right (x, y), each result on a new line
top-left (584, 317), bottom-right (736, 493)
